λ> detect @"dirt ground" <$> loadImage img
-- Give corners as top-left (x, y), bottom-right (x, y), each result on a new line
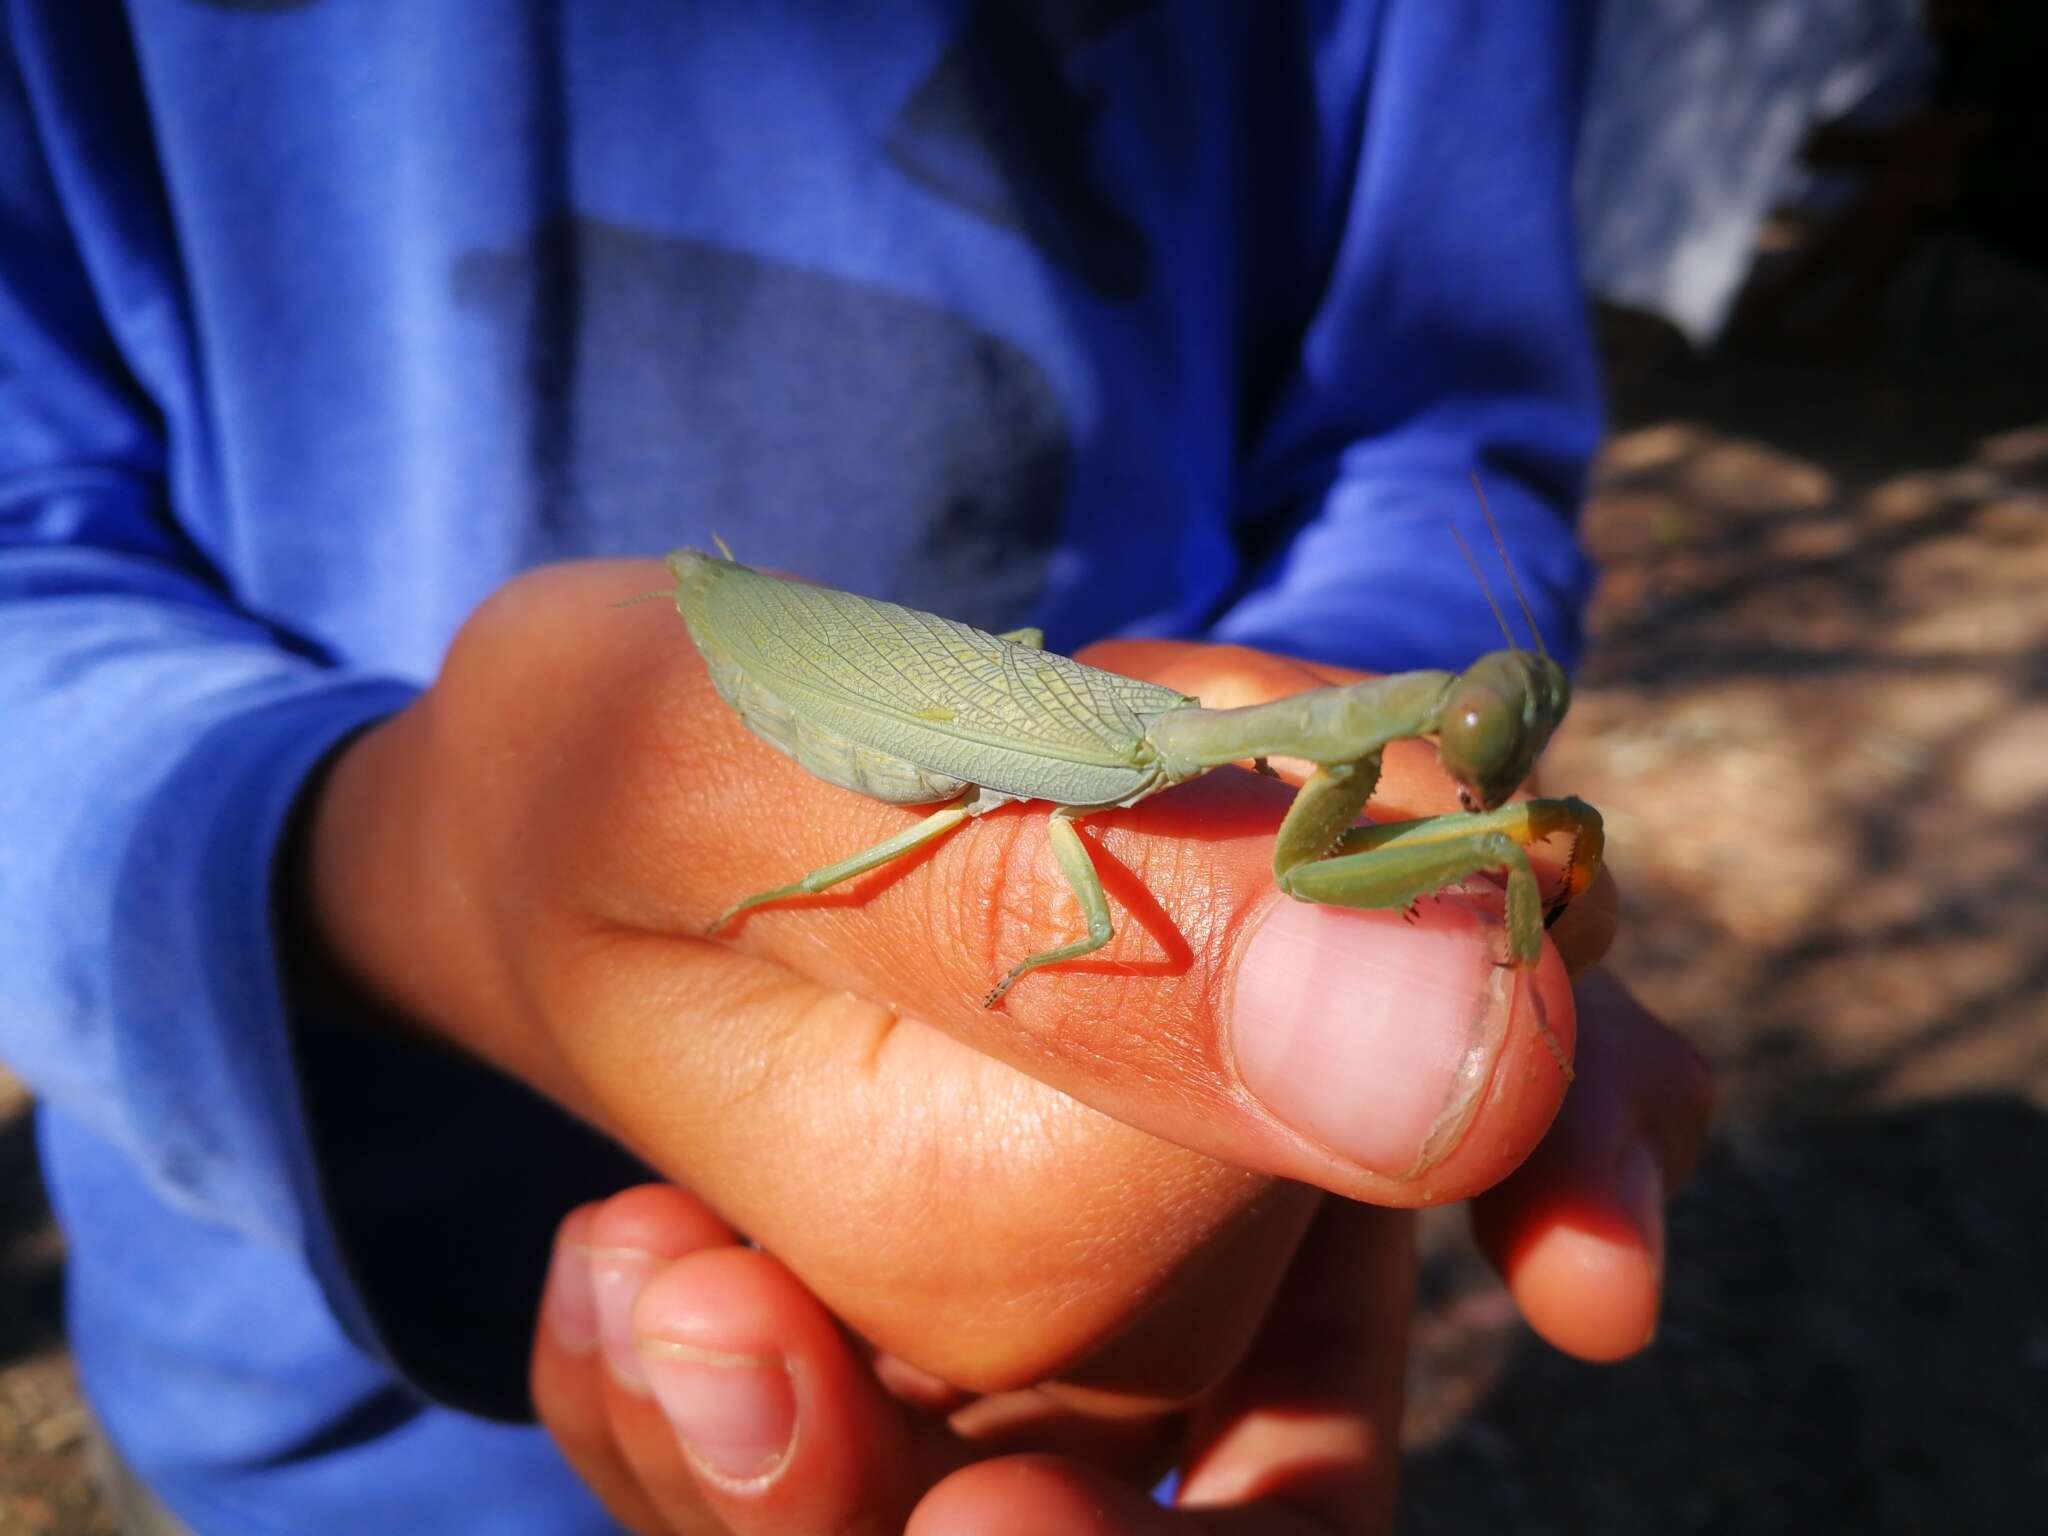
top-left (4, 241), bottom-right (2045, 1532)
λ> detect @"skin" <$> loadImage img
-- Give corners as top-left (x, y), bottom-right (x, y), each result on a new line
top-left (306, 559), bottom-right (1713, 1533)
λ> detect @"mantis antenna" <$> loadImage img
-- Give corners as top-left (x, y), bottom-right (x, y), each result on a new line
top-left (1468, 471), bottom-right (1549, 658)
top-left (1446, 519), bottom-right (1519, 653)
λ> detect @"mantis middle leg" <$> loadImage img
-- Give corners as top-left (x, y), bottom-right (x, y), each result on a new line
top-left (984, 807), bottom-right (1113, 1007)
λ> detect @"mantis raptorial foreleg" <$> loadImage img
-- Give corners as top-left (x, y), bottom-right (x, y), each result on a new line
top-left (1277, 795), bottom-right (1604, 966)
top-left (1266, 750), bottom-right (1548, 953)
top-left (984, 809), bottom-right (1114, 1006)
top-left (710, 792), bottom-right (976, 932)
top-left (1270, 758), bottom-right (1385, 875)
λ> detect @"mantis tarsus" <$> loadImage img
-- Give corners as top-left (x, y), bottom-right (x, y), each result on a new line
top-left (663, 528), bottom-right (1602, 1008)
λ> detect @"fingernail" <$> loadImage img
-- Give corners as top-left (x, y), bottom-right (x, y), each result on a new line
top-left (542, 1237), bottom-right (598, 1355)
top-left (642, 1341), bottom-right (797, 1488)
top-left (586, 1246), bottom-right (658, 1391)
top-left (1229, 896), bottom-right (1514, 1179)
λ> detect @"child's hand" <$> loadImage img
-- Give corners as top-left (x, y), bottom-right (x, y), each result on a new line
top-left (304, 559), bottom-right (1703, 1397)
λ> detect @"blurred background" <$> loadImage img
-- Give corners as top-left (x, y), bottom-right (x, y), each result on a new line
top-left (1402, 3), bottom-right (2048, 1530)
top-left (5, 1), bottom-right (2044, 1529)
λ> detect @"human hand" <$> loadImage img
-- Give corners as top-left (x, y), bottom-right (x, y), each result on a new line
top-left (307, 559), bottom-right (1699, 1400)
top-left (529, 971), bottom-right (1705, 1533)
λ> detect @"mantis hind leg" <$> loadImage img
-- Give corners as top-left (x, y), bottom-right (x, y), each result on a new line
top-left (707, 793), bottom-right (976, 934)
top-left (984, 809), bottom-right (1113, 1007)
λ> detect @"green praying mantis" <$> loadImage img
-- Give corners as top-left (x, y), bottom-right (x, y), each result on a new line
top-left (661, 512), bottom-right (1603, 1008)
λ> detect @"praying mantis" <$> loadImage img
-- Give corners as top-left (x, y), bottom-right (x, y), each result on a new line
top-left (664, 516), bottom-right (1603, 1007)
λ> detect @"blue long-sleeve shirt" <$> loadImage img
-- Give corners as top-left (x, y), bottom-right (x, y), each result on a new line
top-left (0, 3), bottom-right (1599, 1528)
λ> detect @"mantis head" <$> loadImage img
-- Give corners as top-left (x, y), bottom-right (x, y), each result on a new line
top-left (1436, 649), bottom-right (1571, 812)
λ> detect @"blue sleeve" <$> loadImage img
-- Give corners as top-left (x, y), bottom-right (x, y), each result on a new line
top-left (0, 34), bottom-right (416, 1257)
top-left (1216, 0), bottom-right (1603, 673)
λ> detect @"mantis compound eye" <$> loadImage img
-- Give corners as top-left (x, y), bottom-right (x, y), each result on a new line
top-left (1438, 683), bottom-right (1520, 807)
top-left (1449, 679), bottom-right (1540, 811)
top-left (1438, 648), bottom-right (1570, 811)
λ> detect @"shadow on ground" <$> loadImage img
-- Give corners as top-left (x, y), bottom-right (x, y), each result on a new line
top-left (1406, 1099), bottom-right (2048, 1533)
